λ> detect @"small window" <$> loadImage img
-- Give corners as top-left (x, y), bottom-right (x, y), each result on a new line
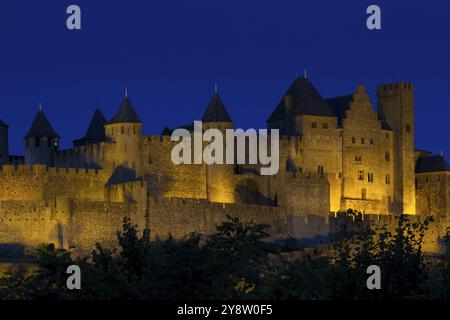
top-left (312, 122), bottom-right (317, 128)
top-left (385, 152), bottom-right (390, 161)
top-left (368, 173), bottom-right (374, 183)
top-left (323, 123), bottom-right (328, 129)
top-left (317, 166), bottom-right (324, 175)
top-left (406, 124), bottom-right (411, 133)
top-left (354, 156), bottom-right (362, 164)
top-left (361, 137), bottom-right (365, 144)
top-left (121, 126), bottom-right (125, 134)
top-left (385, 175), bottom-right (390, 184)
top-left (358, 170), bottom-right (364, 180)
top-left (370, 138), bottom-right (374, 145)
top-left (352, 137), bottom-right (356, 144)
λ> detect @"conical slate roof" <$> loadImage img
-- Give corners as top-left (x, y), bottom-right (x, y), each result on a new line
top-left (267, 76), bottom-right (336, 122)
top-left (73, 109), bottom-right (107, 146)
top-left (0, 119), bottom-right (8, 128)
top-left (24, 109), bottom-right (60, 139)
top-left (109, 96), bottom-right (141, 124)
top-left (83, 109), bottom-right (107, 140)
top-left (202, 92), bottom-right (233, 123)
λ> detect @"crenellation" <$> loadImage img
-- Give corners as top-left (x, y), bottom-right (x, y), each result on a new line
top-left (0, 77), bottom-right (448, 256)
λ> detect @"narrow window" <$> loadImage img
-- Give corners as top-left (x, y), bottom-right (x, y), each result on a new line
top-left (311, 122), bottom-right (317, 128)
top-left (352, 137), bottom-right (356, 144)
top-left (317, 166), bottom-right (324, 176)
top-left (406, 124), bottom-right (411, 133)
top-left (323, 123), bottom-right (328, 129)
top-left (385, 152), bottom-right (390, 161)
top-left (361, 188), bottom-right (367, 200)
top-left (385, 175), bottom-right (390, 184)
top-left (361, 137), bottom-right (365, 144)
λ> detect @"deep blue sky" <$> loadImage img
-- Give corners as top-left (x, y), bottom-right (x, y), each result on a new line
top-left (0, 0), bottom-right (449, 156)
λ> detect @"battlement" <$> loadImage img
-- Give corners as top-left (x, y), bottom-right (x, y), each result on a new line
top-left (145, 134), bottom-right (174, 144)
top-left (0, 164), bottom-right (103, 178)
top-left (377, 82), bottom-right (414, 94)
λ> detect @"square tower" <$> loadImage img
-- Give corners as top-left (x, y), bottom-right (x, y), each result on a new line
top-left (377, 82), bottom-right (416, 214)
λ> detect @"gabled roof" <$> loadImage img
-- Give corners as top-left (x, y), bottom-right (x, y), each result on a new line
top-left (202, 92), bottom-right (233, 123)
top-left (109, 96), bottom-right (141, 124)
top-left (0, 119), bottom-right (8, 128)
top-left (24, 110), bottom-right (60, 139)
top-left (416, 155), bottom-right (450, 173)
top-left (267, 76), bottom-right (336, 123)
top-left (326, 94), bottom-right (392, 131)
top-left (74, 109), bottom-right (107, 146)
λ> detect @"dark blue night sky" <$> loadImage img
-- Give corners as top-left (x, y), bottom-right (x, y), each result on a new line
top-left (0, 0), bottom-right (449, 156)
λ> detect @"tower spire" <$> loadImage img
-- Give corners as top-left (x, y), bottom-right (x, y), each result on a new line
top-left (304, 67), bottom-right (308, 78)
top-left (441, 148), bottom-right (444, 157)
top-left (214, 81), bottom-right (218, 94)
top-left (38, 103), bottom-right (42, 111)
top-left (125, 87), bottom-right (128, 98)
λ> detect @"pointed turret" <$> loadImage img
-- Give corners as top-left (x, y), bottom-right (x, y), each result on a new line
top-left (202, 83), bottom-right (233, 125)
top-left (104, 92), bottom-right (143, 178)
top-left (24, 107), bottom-right (60, 166)
top-left (202, 93), bottom-right (233, 123)
top-left (73, 109), bottom-right (107, 147)
top-left (25, 109), bottom-right (60, 139)
top-left (108, 96), bottom-right (141, 124)
top-left (201, 84), bottom-right (235, 204)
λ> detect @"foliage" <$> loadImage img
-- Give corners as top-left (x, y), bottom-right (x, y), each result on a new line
top-left (0, 214), bottom-right (449, 300)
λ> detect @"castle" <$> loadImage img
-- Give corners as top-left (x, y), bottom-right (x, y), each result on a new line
top-left (0, 76), bottom-right (449, 256)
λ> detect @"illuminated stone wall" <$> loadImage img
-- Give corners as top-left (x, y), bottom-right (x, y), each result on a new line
top-left (142, 135), bottom-right (208, 199)
top-left (293, 115), bottom-right (343, 213)
top-left (377, 83), bottom-right (416, 214)
top-left (340, 86), bottom-right (395, 214)
top-left (0, 165), bottom-right (108, 202)
top-left (416, 172), bottom-right (450, 218)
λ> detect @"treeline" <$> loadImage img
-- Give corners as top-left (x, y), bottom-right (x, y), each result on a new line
top-left (0, 214), bottom-right (449, 300)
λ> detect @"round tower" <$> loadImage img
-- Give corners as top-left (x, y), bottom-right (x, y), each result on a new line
top-left (202, 85), bottom-right (235, 203)
top-left (24, 106), bottom-right (60, 166)
top-left (0, 119), bottom-right (9, 165)
top-left (104, 91), bottom-right (143, 181)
